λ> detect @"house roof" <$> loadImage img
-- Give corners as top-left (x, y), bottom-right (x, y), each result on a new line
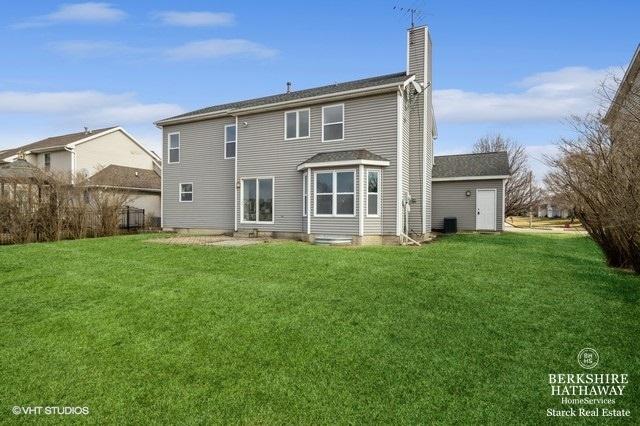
top-left (157, 72), bottom-right (410, 125)
top-left (0, 127), bottom-right (117, 160)
top-left (0, 158), bottom-right (42, 181)
top-left (297, 149), bottom-right (390, 171)
top-left (603, 44), bottom-right (640, 124)
top-left (89, 165), bottom-right (160, 191)
top-left (433, 152), bottom-right (510, 179)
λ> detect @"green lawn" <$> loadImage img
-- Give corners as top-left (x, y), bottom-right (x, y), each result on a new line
top-left (1, 233), bottom-right (638, 424)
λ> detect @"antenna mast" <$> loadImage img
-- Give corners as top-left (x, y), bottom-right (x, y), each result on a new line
top-left (393, 5), bottom-right (423, 28)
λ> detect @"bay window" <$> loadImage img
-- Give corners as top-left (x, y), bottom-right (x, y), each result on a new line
top-left (303, 172), bottom-right (308, 216)
top-left (242, 177), bottom-right (273, 223)
top-left (314, 170), bottom-right (355, 216)
top-left (367, 170), bottom-right (380, 216)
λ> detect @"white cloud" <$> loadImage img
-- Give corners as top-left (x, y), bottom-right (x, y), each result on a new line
top-left (0, 90), bottom-right (183, 124)
top-left (13, 2), bottom-right (126, 28)
top-left (152, 11), bottom-right (234, 27)
top-left (166, 39), bottom-right (277, 60)
top-left (434, 66), bottom-right (622, 123)
top-left (48, 41), bottom-right (142, 57)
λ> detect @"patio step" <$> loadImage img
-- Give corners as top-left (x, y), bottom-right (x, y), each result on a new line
top-left (313, 235), bottom-right (353, 246)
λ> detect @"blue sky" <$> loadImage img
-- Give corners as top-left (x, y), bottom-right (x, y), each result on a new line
top-left (1, 1), bottom-right (638, 179)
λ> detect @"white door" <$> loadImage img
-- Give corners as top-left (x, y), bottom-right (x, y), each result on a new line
top-left (476, 189), bottom-right (497, 231)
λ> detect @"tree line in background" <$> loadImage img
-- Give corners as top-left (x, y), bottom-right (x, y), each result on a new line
top-left (0, 170), bottom-right (132, 244)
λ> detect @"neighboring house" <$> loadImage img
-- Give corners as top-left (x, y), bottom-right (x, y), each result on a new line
top-left (155, 26), bottom-right (508, 244)
top-left (603, 44), bottom-right (639, 133)
top-left (536, 199), bottom-right (571, 219)
top-left (0, 127), bottom-right (161, 218)
top-left (89, 165), bottom-right (161, 218)
top-left (431, 152), bottom-right (509, 232)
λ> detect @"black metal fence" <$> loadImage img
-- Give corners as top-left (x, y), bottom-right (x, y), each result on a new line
top-left (119, 206), bottom-right (145, 230)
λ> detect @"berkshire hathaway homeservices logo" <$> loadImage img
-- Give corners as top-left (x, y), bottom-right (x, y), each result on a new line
top-left (577, 348), bottom-right (599, 369)
top-left (546, 348), bottom-right (631, 418)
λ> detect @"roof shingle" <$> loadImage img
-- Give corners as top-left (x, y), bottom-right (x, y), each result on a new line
top-left (300, 149), bottom-right (389, 166)
top-left (159, 72), bottom-right (409, 123)
top-left (433, 152), bottom-right (510, 179)
top-left (0, 127), bottom-right (117, 160)
top-left (89, 165), bottom-right (160, 191)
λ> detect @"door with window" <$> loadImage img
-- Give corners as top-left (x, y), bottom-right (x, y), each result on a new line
top-left (241, 178), bottom-right (273, 224)
top-left (476, 189), bottom-right (496, 231)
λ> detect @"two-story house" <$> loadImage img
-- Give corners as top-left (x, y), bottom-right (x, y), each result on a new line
top-left (0, 126), bottom-right (162, 217)
top-left (156, 26), bottom-right (509, 244)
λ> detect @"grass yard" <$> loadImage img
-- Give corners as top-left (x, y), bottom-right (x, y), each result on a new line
top-left (1, 233), bottom-right (638, 424)
top-left (507, 215), bottom-right (583, 229)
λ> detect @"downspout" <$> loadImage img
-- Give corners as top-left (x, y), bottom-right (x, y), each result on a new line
top-left (307, 167), bottom-right (312, 237)
top-left (234, 116), bottom-right (239, 232)
top-left (358, 164), bottom-right (364, 237)
top-left (396, 87), bottom-right (404, 237)
top-left (64, 146), bottom-right (76, 184)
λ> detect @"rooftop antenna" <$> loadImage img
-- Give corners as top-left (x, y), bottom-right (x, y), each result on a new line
top-left (286, 81), bottom-right (292, 93)
top-left (393, 5), bottom-right (423, 28)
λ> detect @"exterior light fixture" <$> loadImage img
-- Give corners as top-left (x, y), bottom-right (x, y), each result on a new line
top-left (465, 190), bottom-right (471, 197)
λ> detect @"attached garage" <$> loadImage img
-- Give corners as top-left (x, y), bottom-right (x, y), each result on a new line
top-left (431, 152), bottom-right (509, 232)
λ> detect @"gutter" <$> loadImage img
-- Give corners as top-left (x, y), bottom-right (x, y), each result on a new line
top-left (87, 184), bottom-right (161, 193)
top-left (155, 79), bottom-right (413, 127)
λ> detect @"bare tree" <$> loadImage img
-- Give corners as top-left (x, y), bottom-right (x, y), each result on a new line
top-left (546, 113), bottom-right (640, 273)
top-left (473, 134), bottom-right (541, 216)
top-left (0, 166), bottom-right (133, 244)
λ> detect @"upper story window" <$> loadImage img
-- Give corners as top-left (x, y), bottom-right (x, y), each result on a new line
top-left (367, 170), bottom-right (380, 217)
top-left (168, 132), bottom-right (180, 164)
top-left (179, 183), bottom-right (193, 202)
top-left (322, 104), bottom-right (344, 142)
top-left (44, 153), bottom-right (51, 171)
top-left (315, 170), bottom-right (354, 216)
top-left (225, 124), bottom-right (236, 159)
top-left (285, 108), bottom-right (310, 140)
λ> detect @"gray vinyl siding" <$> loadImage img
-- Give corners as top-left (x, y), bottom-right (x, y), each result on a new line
top-left (408, 28), bottom-right (425, 82)
top-left (402, 94), bottom-right (410, 205)
top-left (162, 118), bottom-right (235, 230)
top-left (407, 91), bottom-right (424, 234)
top-left (432, 179), bottom-right (504, 231)
top-left (407, 26), bottom-right (431, 235)
top-left (424, 35), bottom-right (434, 232)
top-left (236, 92), bottom-right (398, 235)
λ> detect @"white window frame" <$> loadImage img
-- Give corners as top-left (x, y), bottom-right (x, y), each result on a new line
top-left (321, 104), bottom-right (345, 142)
top-left (366, 169), bottom-right (381, 217)
top-left (240, 177), bottom-right (275, 224)
top-left (313, 169), bottom-right (355, 217)
top-left (179, 182), bottom-right (193, 203)
top-left (167, 132), bottom-right (180, 164)
top-left (302, 172), bottom-right (308, 217)
top-left (284, 108), bottom-right (311, 140)
top-left (224, 124), bottom-right (236, 159)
